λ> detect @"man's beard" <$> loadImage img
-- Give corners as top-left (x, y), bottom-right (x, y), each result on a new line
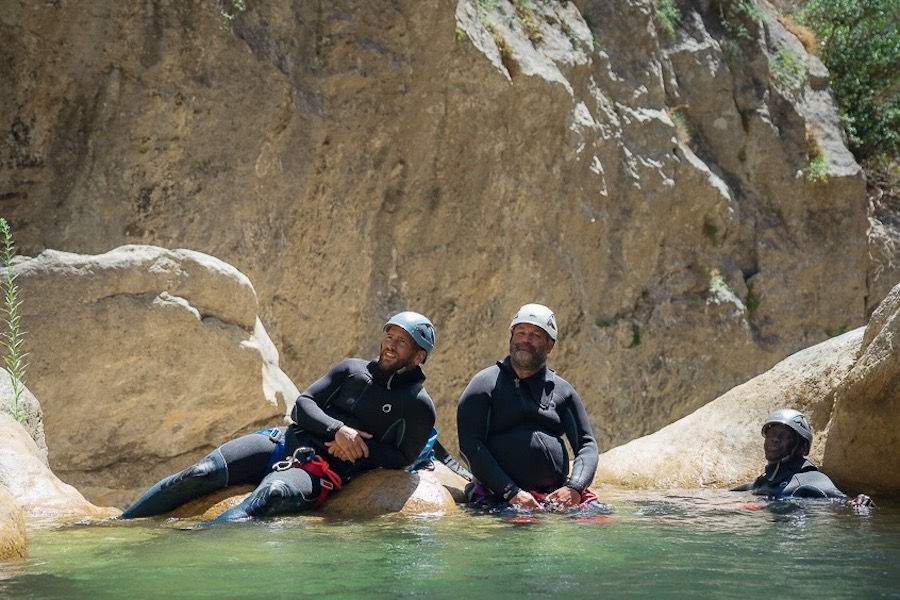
top-left (378, 351), bottom-right (416, 373)
top-left (509, 342), bottom-right (548, 373)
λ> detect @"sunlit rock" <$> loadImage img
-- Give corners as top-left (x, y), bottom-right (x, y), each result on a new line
top-left (324, 463), bottom-right (465, 517)
top-left (593, 328), bottom-right (863, 489)
top-left (142, 462), bottom-right (467, 522)
top-left (12, 246), bottom-right (298, 508)
top-left (0, 368), bottom-right (46, 462)
top-left (0, 485), bottom-right (27, 561)
top-left (595, 282), bottom-right (900, 498)
top-left (1, 0), bottom-right (887, 459)
top-left (0, 412), bottom-right (118, 529)
top-left (823, 283), bottom-right (900, 495)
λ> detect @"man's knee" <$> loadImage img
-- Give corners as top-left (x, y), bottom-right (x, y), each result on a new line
top-left (244, 476), bottom-right (315, 517)
top-left (161, 452), bottom-right (226, 492)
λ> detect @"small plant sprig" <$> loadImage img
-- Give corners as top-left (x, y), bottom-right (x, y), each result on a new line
top-left (218, 0), bottom-right (247, 31)
top-left (805, 154), bottom-right (829, 183)
top-left (0, 217), bottom-right (29, 425)
top-left (654, 0), bottom-right (681, 38)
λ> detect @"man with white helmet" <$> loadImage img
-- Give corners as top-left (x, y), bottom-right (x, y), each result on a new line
top-left (456, 303), bottom-right (605, 512)
top-left (122, 311), bottom-right (438, 521)
top-left (732, 408), bottom-right (874, 506)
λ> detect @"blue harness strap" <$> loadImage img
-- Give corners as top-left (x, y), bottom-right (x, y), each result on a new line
top-left (256, 427), bottom-right (289, 471)
top-left (408, 427), bottom-right (439, 472)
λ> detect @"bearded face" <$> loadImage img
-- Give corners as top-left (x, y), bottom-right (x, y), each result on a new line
top-left (509, 323), bottom-right (554, 375)
top-left (378, 326), bottom-right (424, 373)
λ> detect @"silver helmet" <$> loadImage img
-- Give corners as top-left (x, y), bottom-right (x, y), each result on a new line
top-left (762, 408), bottom-right (812, 456)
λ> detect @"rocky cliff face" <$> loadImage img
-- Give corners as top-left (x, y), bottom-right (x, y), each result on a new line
top-left (1, 0), bottom-right (895, 455)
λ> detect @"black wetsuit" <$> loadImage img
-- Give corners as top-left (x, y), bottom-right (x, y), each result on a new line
top-left (732, 456), bottom-right (847, 499)
top-left (121, 358), bottom-right (435, 521)
top-left (456, 357), bottom-right (598, 502)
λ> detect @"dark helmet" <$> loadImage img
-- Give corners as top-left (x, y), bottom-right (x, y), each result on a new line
top-left (384, 311), bottom-right (435, 362)
top-left (762, 408), bottom-right (812, 456)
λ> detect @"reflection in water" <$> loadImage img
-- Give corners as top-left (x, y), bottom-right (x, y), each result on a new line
top-left (1, 488), bottom-right (897, 599)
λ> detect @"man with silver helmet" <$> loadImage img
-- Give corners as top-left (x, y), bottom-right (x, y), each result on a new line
top-left (732, 408), bottom-right (874, 506)
top-left (122, 311), bottom-right (438, 521)
top-left (456, 303), bottom-right (605, 512)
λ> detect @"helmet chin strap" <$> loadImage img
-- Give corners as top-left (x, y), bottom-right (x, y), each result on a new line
top-left (766, 453), bottom-right (789, 481)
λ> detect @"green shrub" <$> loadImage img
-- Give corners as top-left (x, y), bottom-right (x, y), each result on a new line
top-left (654, 0), bottom-right (681, 37)
top-left (713, 0), bottom-right (762, 41)
top-left (0, 218), bottom-right (28, 425)
top-left (772, 47), bottom-right (806, 91)
top-left (805, 154), bottom-right (829, 183)
top-left (797, 0), bottom-right (900, 161)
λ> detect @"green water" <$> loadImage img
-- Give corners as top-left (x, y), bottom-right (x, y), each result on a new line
top-left (2, 488), bottom-right (899, 599)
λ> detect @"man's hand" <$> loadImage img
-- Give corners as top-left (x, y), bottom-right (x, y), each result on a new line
top-left (848, 494), bottom-right (876, 508)
top-left (325, 425), bottom-right (373, 463)
top-left (508, 490), bottom-right (543, 511)
top-left (543, 486), bottom-right (582, 512)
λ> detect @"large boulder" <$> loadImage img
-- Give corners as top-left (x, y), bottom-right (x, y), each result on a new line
top-left (823, 284), bottom-right (900, 495)
top-left (592, 326), bottom-right (862, 490)
top-left (594, 282), bottom-right (900, 498)
top-left (12, 245), bottom-right (299, 508)
top-left (140, 463), bottom-right (466, 522)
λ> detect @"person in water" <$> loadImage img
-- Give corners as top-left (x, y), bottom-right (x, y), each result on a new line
top-left (456, 303), bottom-right (604, 512)
top-left (732, 408), bottom-right (874, 507)
top-left (121, 311), bottom-right (438, 522)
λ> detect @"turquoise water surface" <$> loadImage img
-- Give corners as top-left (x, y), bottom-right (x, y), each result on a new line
top-left (2, 488), bottom-right (898, 599)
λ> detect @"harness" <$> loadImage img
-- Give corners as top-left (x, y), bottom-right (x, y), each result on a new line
top-left (273, 447), bottom-right (343, 509)
top-left (408, 427), bottom-right (438, 472)
top-left (257, 427), bottom-right (289, 472)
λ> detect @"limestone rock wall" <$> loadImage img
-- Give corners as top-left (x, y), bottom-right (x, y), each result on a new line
top-left (0, 0), bottom-right (890, 458)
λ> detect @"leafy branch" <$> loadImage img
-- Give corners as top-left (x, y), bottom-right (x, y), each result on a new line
top-left (0, 218), bottom-right (29, 425)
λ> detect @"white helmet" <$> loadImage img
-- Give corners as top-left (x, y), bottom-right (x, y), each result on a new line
top-left (509, 303), bottom-right (558, 341)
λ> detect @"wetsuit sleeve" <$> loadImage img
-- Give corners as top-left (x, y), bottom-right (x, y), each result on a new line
top-left (457, 368), bottom-right (520, 500)
top-left (561, 386), bottom-right (599, 493)
top-left (365, 389), bottom-right (437, 469)
top-left (787, 471), bottom-right (848, 499)
top-left (731, 482), bottom-right (755, 492)
top-left (290, 360), bottom-right (351, 437)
